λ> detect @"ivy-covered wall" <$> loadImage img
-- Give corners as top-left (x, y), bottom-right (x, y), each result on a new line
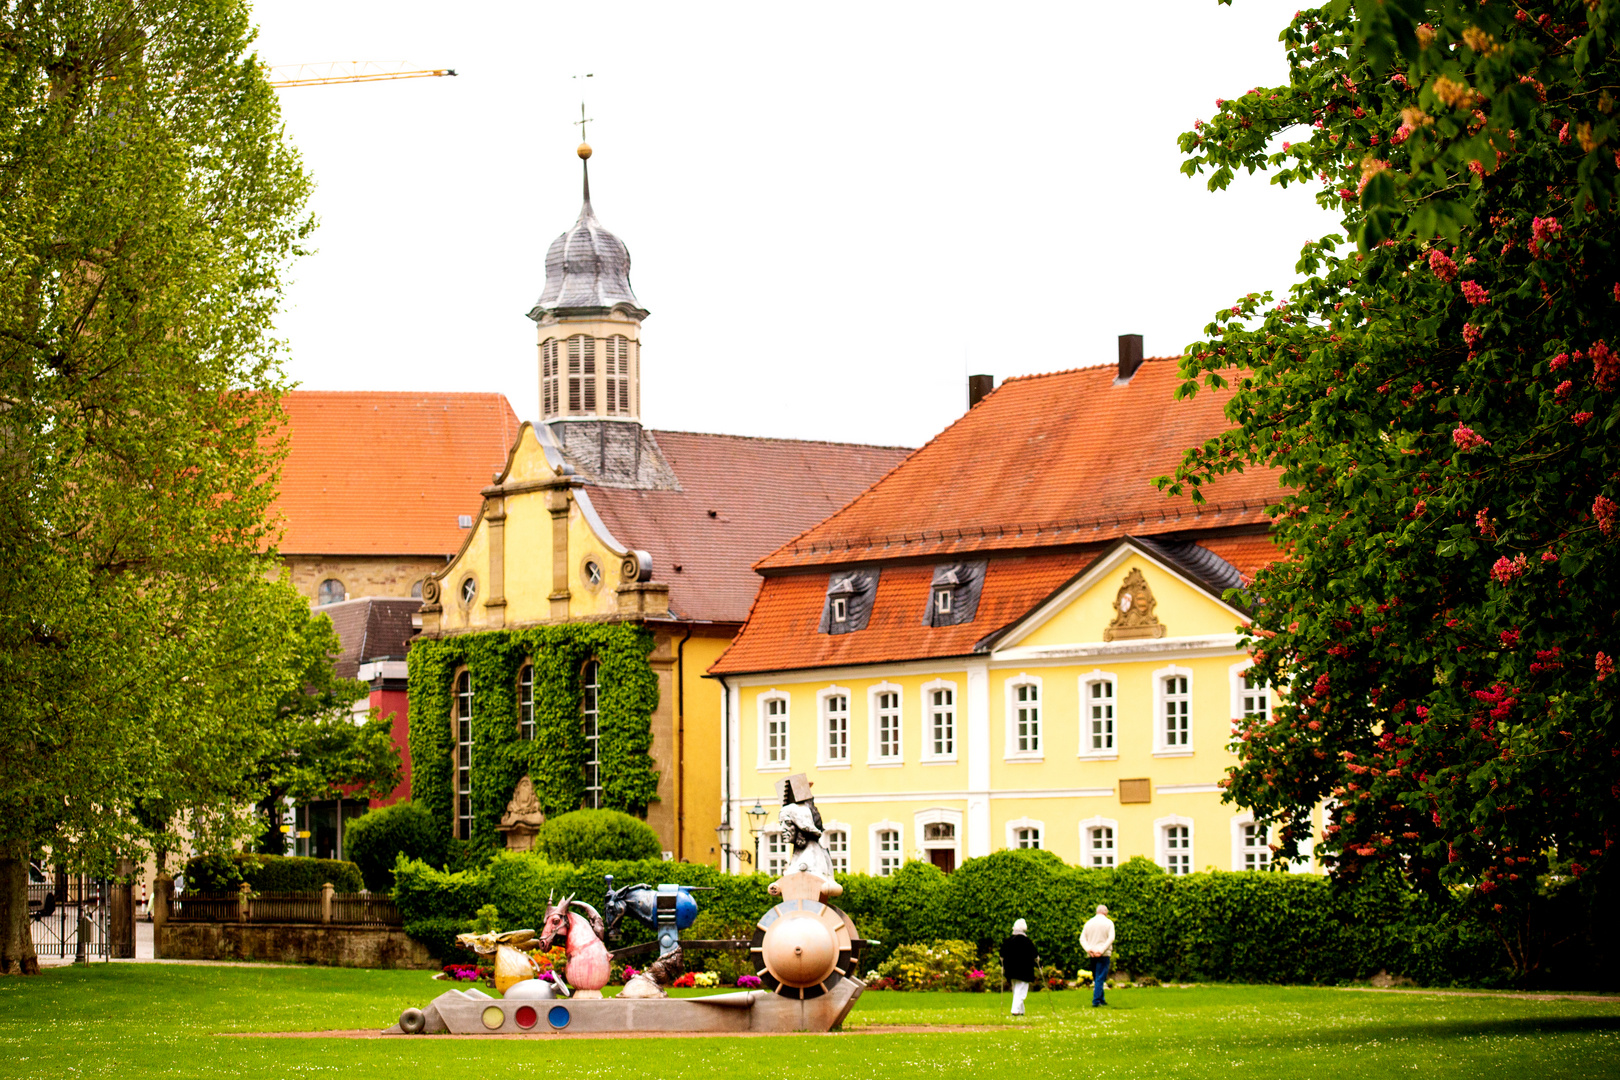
top-left (406, 623), bottom-right (661, 861)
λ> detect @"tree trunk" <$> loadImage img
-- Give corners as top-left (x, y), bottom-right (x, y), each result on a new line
top-left (257, 796), bottom-right (286, 855)
top-left (0, 842), bottom-right (39, 975)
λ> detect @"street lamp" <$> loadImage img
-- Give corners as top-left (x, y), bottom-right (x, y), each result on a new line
top-left (714, 820), bottom-right (751, 870)
top-left (745, 799), bottom-right (769, 870)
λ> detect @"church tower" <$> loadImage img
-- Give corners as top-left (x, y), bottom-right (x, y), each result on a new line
top-left (529, 141), bottom-right (674, 488)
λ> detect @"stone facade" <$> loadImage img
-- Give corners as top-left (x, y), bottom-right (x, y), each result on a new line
top-left (284, 555), bottom-right (449, 606)
top-left (157, 920), bottom-right (435, 969)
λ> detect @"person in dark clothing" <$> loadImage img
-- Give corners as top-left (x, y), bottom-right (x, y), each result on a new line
top-left (998, 918), bottom-right (1037, 1016)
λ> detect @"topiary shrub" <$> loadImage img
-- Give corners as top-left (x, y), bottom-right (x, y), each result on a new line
top-left (533, 809), bottom-right (661, 865)
top-left (343, 800), bottom-right (447, 892)
top-left (183, 853), bottom-right (363, 894)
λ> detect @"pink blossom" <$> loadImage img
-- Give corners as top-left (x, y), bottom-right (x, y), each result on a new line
top-left (1591, 340), bottom-right (1617, 391)
top-left (1216, 98), bottom-right (1226, 107)
top-left (1392, 73), bottom-right (1407, 87)
top-left (1476, 508), bottom-right (1496, 537)
top-left (1468, 160), bottom-right (1485, 176)
top-left (1282, 141), bottom-right (1291, 150)
top-left (1500, 241), bottom-right (1515, 256)
top-left (1453, 425), bottom-right (1490, 451)
top-left (1338, 188), bottom-right (1357, 201)
top-left (1613, 282), bottom-right (1619, 302)
top-left (1559, 122), bottom-right (1571, 144)
top-left (1595, 495), bottom-right (1619, 537)
top-left (1461, 280), bottom-right (1490, 305)
top-left (1574, 411), bottom-right (1595, 426)
top-left (1500, 629), bottom-right (1520, 649)
top-left (1555, 380), bottom-right (1573, 400)
top-left (1550, 352), bottom-right (1570, 371)
top-left (1599, 653), bottom-right (1615, 683)
top-left (1415, 706), bottom-right (1429, 719)
top-left (1463, 323), bottom-right (1483, 347)
top-left (1391, 124), bottom-right (1413, 145)
top-left (1532, 216), bottom-right (1561, 243)
top-left (1541, 550), bottom-right (1558, 563)
top-left (1490, 554), bottom-right (1528, 585)
top-left (1428, 248), bottom-right (1459, 282)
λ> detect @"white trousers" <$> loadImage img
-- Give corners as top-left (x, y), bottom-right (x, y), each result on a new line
top-left (1011, 979), bottom-right (1030, 1014)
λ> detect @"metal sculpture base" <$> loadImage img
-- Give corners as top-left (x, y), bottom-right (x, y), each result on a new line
top-left (386, 981), bottom-right (864, 1036)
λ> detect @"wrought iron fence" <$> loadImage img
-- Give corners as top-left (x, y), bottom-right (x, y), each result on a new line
top-left (166, 889), bottom-right (400, 926)
top-left (29, 877), bottom-right (110, 961)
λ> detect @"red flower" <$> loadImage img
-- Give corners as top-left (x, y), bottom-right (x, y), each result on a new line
top-left (1461, 280), bottom-right (1489, 305)
top-left (1550, 352), bottom-right (1570, 370)
top-left (1452, 425), bottom-right (1490, 451)
top-left (1427, 248), bottom-right (1459, 282)
top-left (1590, 340), bottom-right (1617, 391)
top-left (1573, 411), bottom-right (1595, 426)
top-left (1595, 495), bottom-right (1618, 537)
top-left (1490, 554), bottom-right (1528, 585)
top-left (1463, 323), bottom-right (1483, 347)
top-left (1598, 653), bottom-right (1615, 683)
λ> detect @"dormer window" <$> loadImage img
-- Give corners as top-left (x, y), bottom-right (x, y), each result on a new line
top-left (924, 561), bottom-right (986, 627)
top-left (820, 570), bottom-right (878, 635)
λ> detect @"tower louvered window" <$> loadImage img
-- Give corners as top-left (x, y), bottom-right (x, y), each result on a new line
top-left (606, 335), bottom-right (631, 416)
top-left (541, 340), bottom-right (560, 417)
top-left (567, 335), bottom-right (597, 414)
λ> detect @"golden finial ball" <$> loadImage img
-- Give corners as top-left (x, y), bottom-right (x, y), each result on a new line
top-left (577, 142), bottom-right (592, 160)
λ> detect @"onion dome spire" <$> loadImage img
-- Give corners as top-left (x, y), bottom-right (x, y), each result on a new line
top-left (527, 141), bottom-right (646, 321)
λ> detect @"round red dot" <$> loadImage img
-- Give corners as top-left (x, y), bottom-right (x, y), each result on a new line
top-left (514, 1005), bottom-right (538, 1029)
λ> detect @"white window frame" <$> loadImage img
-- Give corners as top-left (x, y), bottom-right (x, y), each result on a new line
top-left (822, 819), bottom-right (851, 875)
top-left (1005, 815), bottom-right (1045, 851)
top-left (914, 807), bottom-right (962, 869)
top-left (1004, 673), bottom-right (1044, 761)
top-left (1079, 815), bottom-right (1120, 868)
top-left (934, 587), bottom-right (952, 616)
top-left (1155, 813), bottom-right (1196, 875)
top-left (831, 596), bottom-right (848, 624)
top-left (1230, 813), bottom-right (1273, 872)
top-left (757, 691), bottom-right (791, 771)
top-left (1079, 669), bottom-right (1119, 759)
top-left (581, 659), bottom-right (603, 810)
top-left (920, 678), bottom-right (958, 763)
top-left (1152, 664), bottom-right (1195, 757)
top-left (867, 682), bottom-right (904, 766)
top-left (762, 826), bottom-right (791, 877)
top-left (1230, 661), bottom-right (1271, 726)
top-left (869, 821), bottom-right (904, 876)
top-left (816, 686), bottom-right (852, 768)
top-left (455, 669), bottom-right (473, 841)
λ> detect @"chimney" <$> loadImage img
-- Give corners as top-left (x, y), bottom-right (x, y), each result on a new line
top-left (967, 374), bottom-right (994, 409)
top-left (1117, 334), bottom-right (1144, 381)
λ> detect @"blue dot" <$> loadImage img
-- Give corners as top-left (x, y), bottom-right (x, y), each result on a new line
top-left (548, 1005), bottom-right (571, 1029)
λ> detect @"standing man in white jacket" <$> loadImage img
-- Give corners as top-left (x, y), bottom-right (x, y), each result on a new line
top-left (1080, 904), bottom-right (1115, 1007)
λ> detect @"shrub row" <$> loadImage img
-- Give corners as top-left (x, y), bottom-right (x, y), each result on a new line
top-left (183, 852), bottom-right (364, 894)
top-left (392, 848), bottom-right (1510, 985)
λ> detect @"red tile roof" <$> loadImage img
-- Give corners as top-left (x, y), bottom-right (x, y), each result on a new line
top-left (275, 392), bottom-right (519, 556)
top-left (710, 550), bottom-right (1104, 675)
top-left (584, 431), bottom-right (912, 625)
top-left (756, 359), bottom-right (1283, 570)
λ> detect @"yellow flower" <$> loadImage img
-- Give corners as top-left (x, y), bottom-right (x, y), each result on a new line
top-left (1433, 77), bottom-right (1477, 110)
top-left (1416, 23), bottom-right (1436, 49)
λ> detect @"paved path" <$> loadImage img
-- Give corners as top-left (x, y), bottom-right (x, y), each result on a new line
top-left (221, 1025), bottom-right (1006, 1040)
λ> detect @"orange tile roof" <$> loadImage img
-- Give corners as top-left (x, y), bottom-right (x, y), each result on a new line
top-left (275, 392), bottom-right (519, 556)
top-left (756, 359), bottom-right (1283, 570)
top-left (584, 431), bottom-right (912, 625)
top-left (710, 549), bottom-right (1103, 675)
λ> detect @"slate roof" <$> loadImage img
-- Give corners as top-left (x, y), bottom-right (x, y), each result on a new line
top-left (528, 171), bottom-right (645, 320)
top-left (275, 392), bottom-right (519, 557)
top-left (582, 431), bottom-right (912, 625)
top-left (756, 359), bottom-right (1282, 570)
top-left (320, 598), bottom-right (422, 679)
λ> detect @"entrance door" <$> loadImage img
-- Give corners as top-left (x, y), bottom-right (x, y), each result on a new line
top-left (929, 847), bottom-right (956, 873)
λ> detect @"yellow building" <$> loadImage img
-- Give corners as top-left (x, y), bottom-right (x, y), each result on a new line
top-left (408, 145), bottom-right (906, 860)
top-left (711, 351), bottom-right (1319, 875)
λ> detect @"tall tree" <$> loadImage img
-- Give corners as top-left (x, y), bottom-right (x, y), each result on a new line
top-left (1169, 1), bottom-right (1618, 980)
top-left (0, 1), bottom-right (313, 973)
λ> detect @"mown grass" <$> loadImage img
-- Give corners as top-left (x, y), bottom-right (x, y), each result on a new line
top-left (2, 964), bottom-right (1617, 1079)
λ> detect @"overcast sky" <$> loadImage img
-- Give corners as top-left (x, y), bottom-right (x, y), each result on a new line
top-left (250, 1), bottom-right (1338, 449)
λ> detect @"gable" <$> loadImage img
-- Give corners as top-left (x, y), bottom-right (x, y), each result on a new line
top-left (997, 547), bottom-right (1247, 652)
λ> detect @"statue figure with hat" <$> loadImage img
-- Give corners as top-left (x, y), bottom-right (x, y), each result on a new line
top-left (777, 773), bottom-right (835, 883)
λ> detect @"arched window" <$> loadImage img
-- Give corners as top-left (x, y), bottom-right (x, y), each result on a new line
top-left (410, 579), bottom-right (423, 600)
top-left (518, 664), bottom-right (534, 740)
top-left (581, 660), bottom-right (602, 808)
top-left (606, 335), bottom-right (631, 415)
top-left (318, 579), bottom-right (345, 605)
top-left (541, 339), bottom-right (561, 417)
top-left (567, 335), bottom-right (596, 414)
top-left (455, 671), bottom-right (473, 840)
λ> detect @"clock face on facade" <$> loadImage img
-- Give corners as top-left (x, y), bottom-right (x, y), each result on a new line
top-left (1118, 592), bottom-right (1133, 614)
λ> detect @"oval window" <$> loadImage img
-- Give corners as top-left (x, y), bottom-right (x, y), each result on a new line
top-left (460, 577), bottom-right (477, 604)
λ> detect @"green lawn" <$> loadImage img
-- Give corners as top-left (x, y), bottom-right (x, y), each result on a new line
top-left (2, 965), bottom-right (1617, 1079)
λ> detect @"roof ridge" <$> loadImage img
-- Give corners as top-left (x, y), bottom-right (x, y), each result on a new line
top-left (650, 428), bottom-right (913, 452)
top-left (996, 357), bottom-right (1182, 384)
top-left (284, 390), bottom-right (515, 399)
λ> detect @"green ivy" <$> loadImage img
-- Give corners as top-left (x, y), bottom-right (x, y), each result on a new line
top-left (406, 624), bottom-right (661, 860)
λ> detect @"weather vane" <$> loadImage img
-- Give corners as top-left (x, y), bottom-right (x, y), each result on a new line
top-left (572, 73), bottom-right (593, 143)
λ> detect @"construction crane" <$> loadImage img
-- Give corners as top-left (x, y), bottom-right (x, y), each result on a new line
top-left (266, 61), bottom-right (456, 88)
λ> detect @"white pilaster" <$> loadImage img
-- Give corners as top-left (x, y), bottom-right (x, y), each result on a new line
top-left (966, 660), bottom-right (992, 857)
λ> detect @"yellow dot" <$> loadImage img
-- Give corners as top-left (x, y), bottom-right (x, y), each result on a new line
top-left (481, 1005), bottom-right (504, 1029)
top-left (577, 142), bottom-right (592, 160)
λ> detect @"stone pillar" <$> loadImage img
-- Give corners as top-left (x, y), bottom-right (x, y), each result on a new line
top-left (237, 882), bottom-right (250, 923)
top-left (321, 882), bottom-right (333, 924)
top-left (109, 859), bottom-right (135, 960)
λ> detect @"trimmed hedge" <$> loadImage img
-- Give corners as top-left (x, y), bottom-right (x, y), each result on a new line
top-left (394, 849), bottom-right (1509, 985)
top-left (344, 801), bottom-right (447, 892)
top-left (534, 809), bottom-right (662, 865)
top-left (184, 853), bottom-right (363, 894)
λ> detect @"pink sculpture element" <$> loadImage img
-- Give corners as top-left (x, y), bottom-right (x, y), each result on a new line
top-left (539, 894), bottom-right (611, 994)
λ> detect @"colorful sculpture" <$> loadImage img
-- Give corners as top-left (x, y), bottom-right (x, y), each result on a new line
top-left (603, 876), bottom-right (704, 993)
top-left (537, 893), bottom-right (611, 997)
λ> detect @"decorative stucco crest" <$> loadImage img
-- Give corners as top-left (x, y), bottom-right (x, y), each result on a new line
top-left (1103, 567), bottom-right (1166, 641)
